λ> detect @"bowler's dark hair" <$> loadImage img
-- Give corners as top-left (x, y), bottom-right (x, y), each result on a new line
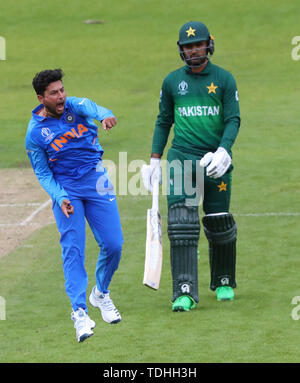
top-left (32, 68), bottom-right (64, 95)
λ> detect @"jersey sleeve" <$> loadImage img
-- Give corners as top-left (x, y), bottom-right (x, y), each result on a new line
top-left (220, 73), bottom-right (241, 153)
top-left (26, 135), bottom-right (69, 207)
top-left (67, 97), bottom-right (115, 122)
top-left (151, 77), bottom-right (174, 156)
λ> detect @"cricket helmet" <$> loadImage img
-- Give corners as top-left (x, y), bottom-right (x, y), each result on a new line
top-left (177, 21), bottom-right (214, 66)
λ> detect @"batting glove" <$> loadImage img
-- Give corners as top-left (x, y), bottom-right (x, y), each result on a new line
top-left (200, 147), bottom-right (231, 179)
top-left (141, 158), bottom-right (162, 192)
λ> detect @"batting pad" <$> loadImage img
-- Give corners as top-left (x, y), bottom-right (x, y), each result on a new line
top-left (202, 212), bottom-right (237, 291)
top-left (167, 202), bottom-right (200, 303)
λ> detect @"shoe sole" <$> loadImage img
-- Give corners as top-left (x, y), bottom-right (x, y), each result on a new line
top-left (78, 332), bottom-right (94, 343)
top-left (107, 318), bottom-right (121, 324)
top-left (101, 313), bottom-right (122, 324)
top-left (172, 306), bottom-right (190, 312)
top-left (217, 297), bottom-right (234, 301)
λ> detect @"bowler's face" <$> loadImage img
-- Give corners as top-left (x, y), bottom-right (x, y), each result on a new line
top-left (38, 80), bottom-right (66, 118)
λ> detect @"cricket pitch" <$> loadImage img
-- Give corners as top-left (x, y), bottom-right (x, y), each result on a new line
top-left (0, 169), bottom-right (54, 258)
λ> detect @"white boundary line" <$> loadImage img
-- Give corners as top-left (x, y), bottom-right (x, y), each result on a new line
top-left (121, 212), bottom-right (300, 220)
top-left (235, 213), bottom-right (300, 217)
top-left (0, 207), bottom-right (299, 227)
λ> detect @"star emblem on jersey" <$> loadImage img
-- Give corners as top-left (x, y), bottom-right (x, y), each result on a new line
top-left (207, 82), bottom-right (218, 94)
top-left (217, 181), bottom-right (227, 192)
top-left (186, 27), bottom-right (196, 37)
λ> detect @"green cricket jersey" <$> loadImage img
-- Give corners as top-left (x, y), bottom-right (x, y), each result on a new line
top-left (151, 61), bottom-right (240, 156)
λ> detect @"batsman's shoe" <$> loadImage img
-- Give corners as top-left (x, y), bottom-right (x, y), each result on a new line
top-left (71, 308), bottom-right (95, 343)
top-left (172, 295), bottom-right (196, 312)
top-left (89, 286), bottom-right (122, 324)
top-left (216, 286), bottom-right (234, 301)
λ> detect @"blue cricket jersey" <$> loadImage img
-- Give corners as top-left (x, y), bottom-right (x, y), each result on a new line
top-left (25, 96), bottom-right (115, 207)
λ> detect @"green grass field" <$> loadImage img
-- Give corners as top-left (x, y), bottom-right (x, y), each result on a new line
top-left (1, 0), bottom-right (300, 364)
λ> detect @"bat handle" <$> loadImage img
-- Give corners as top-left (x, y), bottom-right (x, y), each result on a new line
top-left (152, 177), bottom-right (159, 212)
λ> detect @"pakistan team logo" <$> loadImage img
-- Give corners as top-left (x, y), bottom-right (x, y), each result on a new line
top-left (178, 80), bottom-right (188, 95)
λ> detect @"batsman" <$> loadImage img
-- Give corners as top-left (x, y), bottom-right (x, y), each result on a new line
top-left (142, 21), bottom-right (241, 311)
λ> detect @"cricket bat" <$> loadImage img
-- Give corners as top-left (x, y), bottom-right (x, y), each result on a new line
top-left (143, 176), bottom-right (163, 290)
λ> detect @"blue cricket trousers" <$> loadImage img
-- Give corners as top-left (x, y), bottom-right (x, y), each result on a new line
top-left (52, 166), bottom-right (123, 312)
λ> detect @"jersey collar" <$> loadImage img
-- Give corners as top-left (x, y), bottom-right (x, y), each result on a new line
top-left (32, 103), bottom-right (69, 121)
top-left (32, 104), bottom-right (46, 121)
top-left (184, 60), bottom-right (211, 75)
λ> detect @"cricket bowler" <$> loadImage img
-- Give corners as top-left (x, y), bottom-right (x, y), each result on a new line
top-left (26, 69), bottom-right (123, 342)
top-left (142, 21), bottom-right (241, 311)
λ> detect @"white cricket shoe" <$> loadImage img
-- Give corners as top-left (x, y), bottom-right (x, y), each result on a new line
top-left (89, 286), bottom-right (122, 324)
top-left (71, 308), bottom-right (95, 343)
